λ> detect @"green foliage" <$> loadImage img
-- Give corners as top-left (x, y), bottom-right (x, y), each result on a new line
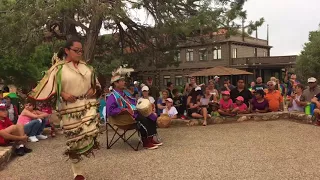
top-left (295, 27), bottom-right (320, 82)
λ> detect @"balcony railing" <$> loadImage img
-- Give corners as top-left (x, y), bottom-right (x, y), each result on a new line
top-left (231, 56), bottom-right (297, 66)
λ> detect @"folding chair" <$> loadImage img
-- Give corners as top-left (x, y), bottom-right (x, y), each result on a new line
top-left (105, 121), bottom-right (142, 151)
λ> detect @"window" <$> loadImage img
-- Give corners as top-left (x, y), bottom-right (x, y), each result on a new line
top-left (263, 51), bottom-right (267, 57)
top-left (186, 49), bottom-right (194, 61)
top-left (232, 48), bottom-right (237, 58)
top-left (199, 48), bottom-right (207, 61)
top-left (254, 48), bottom-right (257, 57)
top-left (163, 75), bottom-right (171, 86)
top-left (175, 76), bottom-right (183, 86)
top-left (213, 46), bottom-right (222, 59)
top-left (174, 51), bottom-right (181, 61)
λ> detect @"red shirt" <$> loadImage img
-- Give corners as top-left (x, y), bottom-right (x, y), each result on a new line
top-left (0, 117), bottom-right (13, 145)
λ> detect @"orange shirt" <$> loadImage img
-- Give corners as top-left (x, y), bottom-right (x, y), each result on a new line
top-left (265, 90), bottom-right (283, 112)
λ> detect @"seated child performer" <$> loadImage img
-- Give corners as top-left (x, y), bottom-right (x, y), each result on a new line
top-left (162, 98), bottom-right (178, 119)
top-left (0, 103), bottom-right (32, 156)
top-left (218, 91), bottom-right (234, 116)
top-left (172, 89), bottom-right (186, 119)
top-left (231, 96), bottom-right (249, 114)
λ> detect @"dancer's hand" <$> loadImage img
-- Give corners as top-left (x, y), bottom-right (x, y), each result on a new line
top-left (61, 92), bottom-right (76, 103)
top-left (86, 88), bottom-right (95, 98)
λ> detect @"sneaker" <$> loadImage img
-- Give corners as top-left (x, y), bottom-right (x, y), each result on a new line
top-left (143, 138), bottom-right (158, 150)
top-left (15, 147), bottom-right (25, 156)
top-left (36, 134), bottom-right (48, 140)
top-left (152, 137), bottom-right (163, 146)
top-left (23, 146), bottom-right (32, 153)
top-left (28, 136), bottom-right (39, 142)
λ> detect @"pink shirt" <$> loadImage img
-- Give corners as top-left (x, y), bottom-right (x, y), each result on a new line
top-left (232, 103), bottom-right (248, 111)
top-left (219, 99), bottom-right (233, 110)
top-left (17, 115), bottom-right (32, 125)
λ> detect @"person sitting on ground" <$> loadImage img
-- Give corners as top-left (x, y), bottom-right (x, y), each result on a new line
top-left (207, 81), bottom-right (219, 102)
top-left (157, 90), bottom-right (169, 116)
top-left (138, 86), bottom-right (156, 113)
top-left (17, 100), bottom-right (50, 142)
top-left (218, 91), bottom-right (234, 116)
top-left (231, 96), bottom-right (249, 114)
top-left (4, 96), bottom-right (18, 123)
top-left (0, 103), bottom-right (32, 156)
top-left (251, 90), bottom-right (269, 113)
top-left (265, 81), bottom-right (283, 112)
top-left (288, 84), bottom-right (305, 112)
top-left (162, 98), bottom-right (178, 119)
top-left (188, 87), bottom-right (209, 126)
top-left (172, 89), bottom-right (186, 119)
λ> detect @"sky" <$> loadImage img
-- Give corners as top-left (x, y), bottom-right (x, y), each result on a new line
top-left (243, 0), bottom-right (320, 56)
top-left (100, 0), bottom-right (320, 56)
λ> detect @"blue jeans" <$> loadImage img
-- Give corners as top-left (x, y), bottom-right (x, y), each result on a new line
top-left (24, 118), bottom-right (47, 136)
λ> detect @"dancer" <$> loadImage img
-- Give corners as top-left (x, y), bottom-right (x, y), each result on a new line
top-left (106, 66), bottom-right (162, 150)
top-left (29, 38), bottom-right (101, 180)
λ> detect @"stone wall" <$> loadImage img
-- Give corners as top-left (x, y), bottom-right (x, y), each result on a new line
top-left (166, 112), bottom-right (314, 128)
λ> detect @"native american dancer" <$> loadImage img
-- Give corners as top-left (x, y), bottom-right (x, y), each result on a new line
top-left (106, 67), bottom-right (162, 150)
top-left (29, 39), bottom-right (101, 180)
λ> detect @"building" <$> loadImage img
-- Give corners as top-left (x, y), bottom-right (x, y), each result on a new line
top-left (134, 32), bottom-right (297, 88)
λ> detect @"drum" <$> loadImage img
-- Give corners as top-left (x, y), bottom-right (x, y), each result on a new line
top-left (157, 114), bottom-right (171, 128)
top-left (137, 99), bottom-right (153, 117)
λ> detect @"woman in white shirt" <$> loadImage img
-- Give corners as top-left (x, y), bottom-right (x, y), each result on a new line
top-left (162, 98), bottom-right (178, 119)
top-left (288, 84), bottom-right (305, 112)
top-left (138, 86), bottom-right (156, 112)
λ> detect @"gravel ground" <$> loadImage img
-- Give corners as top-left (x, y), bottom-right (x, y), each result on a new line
top-left (1, 120), bottom-right (320, 180)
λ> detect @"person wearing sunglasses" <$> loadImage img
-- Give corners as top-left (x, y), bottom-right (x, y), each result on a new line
top-left (29, 38), bottom-right (101, 180)
top-left (265, 81), bottom-right (283, 112)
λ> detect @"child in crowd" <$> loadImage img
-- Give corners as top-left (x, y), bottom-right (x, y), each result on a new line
top-left (218, 91), bottom-right (234, 116)
top-left (231, 96), bottom-right (249, 114)
top-left (172, 89), bottom-right (186, 119)
top-left (162, 98), bottom-right (178, 119)
top-left (39, 102), bottom-right (56, 137)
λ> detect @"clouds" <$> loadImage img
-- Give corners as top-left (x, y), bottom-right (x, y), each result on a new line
top-left (244, 0), bottom-right (320, 56)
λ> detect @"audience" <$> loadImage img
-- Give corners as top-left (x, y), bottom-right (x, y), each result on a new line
top-left (248, 81), bottom-right (255, 92)
top-left (218, 91), bottom-right (234, 116)
top-left (166, 82), bottom-right (174, 99)
top-left (162, 98), bottom-right (178, 119)
top-left (172, 89), bottom-right (185, 119)
top-left (0, 103), bottom-right (32, 156)
top-left (253, 77), bottom-right (267, 92)
top-left (213, 76), bottom-right (221, 92)
top-left (231, 96), bottom-right (249, 114)
top-left (265, 81), bottom-right (283, 112)
top-left (207, 80), bottom-right (219, 101)
top-left (157, 90), bottom-right (169, 116)
top-left (17, 101), bottom-right (49, 142)
top-left (251, 90), bottom-right (269, 113)
top-left (311, 93), bottom-right (320, 126)
top-left (230, 79), bottom-right (252, 107)
top-left (288, 84), bottom-right (305, 112)
top-left (188, 87), bottom-right (208, 126)
top-left (221, 79), bottom-right (235, 92)
top-left (284, 72), bottom-right (300, 97)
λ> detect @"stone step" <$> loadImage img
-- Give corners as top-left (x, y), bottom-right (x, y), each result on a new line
top-left (0, 146), bottom-right (13, 170)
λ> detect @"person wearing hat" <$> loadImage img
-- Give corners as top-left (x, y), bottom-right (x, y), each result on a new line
top-left (213, 76), bottom-right (221, 92)
top-left (138, 86), bottom-right (156, 112)
top-left (107, 67), bottom-right (162, 150)
top-left (231, 96), bottom-right (249, 114)
top-left (218, 91), bottom-right (234, 116)
top-left (187, 86), bottom-right (209, 126)
top-left (0, 103), bottom-right (32, 156)
top-left (300, 77), bottom-right (320, 103)
top-left (162, 98), bottom-right (178, 119)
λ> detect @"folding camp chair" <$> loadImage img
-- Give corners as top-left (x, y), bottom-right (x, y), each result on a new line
top-left (105, 121), bottom-right (142, 151)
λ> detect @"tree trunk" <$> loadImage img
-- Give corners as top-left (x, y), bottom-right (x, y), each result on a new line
top-left (83, 15), bottom-right (103, 62)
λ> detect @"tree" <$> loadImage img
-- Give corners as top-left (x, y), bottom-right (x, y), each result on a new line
top-left (295, 26), bottom-right (320, 82)
top-left (0, 0), bottom-right (264, 87)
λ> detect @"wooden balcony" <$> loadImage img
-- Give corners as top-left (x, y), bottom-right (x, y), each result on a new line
top-left (231, 56), bottom-right (297, 67)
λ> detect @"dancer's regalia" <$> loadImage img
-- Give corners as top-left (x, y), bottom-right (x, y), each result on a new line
top-left (29, 54), bottom-right (100, 178)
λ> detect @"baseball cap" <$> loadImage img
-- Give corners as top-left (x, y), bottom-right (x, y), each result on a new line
top-left (133, 81), bottom-right (139, 85)
top-left (236, 96), bottom-right (244, 102)
top-left (141, 86), bottom-right (149, 91)
top-left (308, 77), bottom-right (317, 83)
top-left (221, 91), bottom-right (230, 95)
top-left (0, 103), bottom-right (6, 110)
top-left (214, 76), bottom-right (220, 79)
top-left (166, 98), bottom-right (173, 103)
top-left (195, 86), bottom-right (202, 91)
